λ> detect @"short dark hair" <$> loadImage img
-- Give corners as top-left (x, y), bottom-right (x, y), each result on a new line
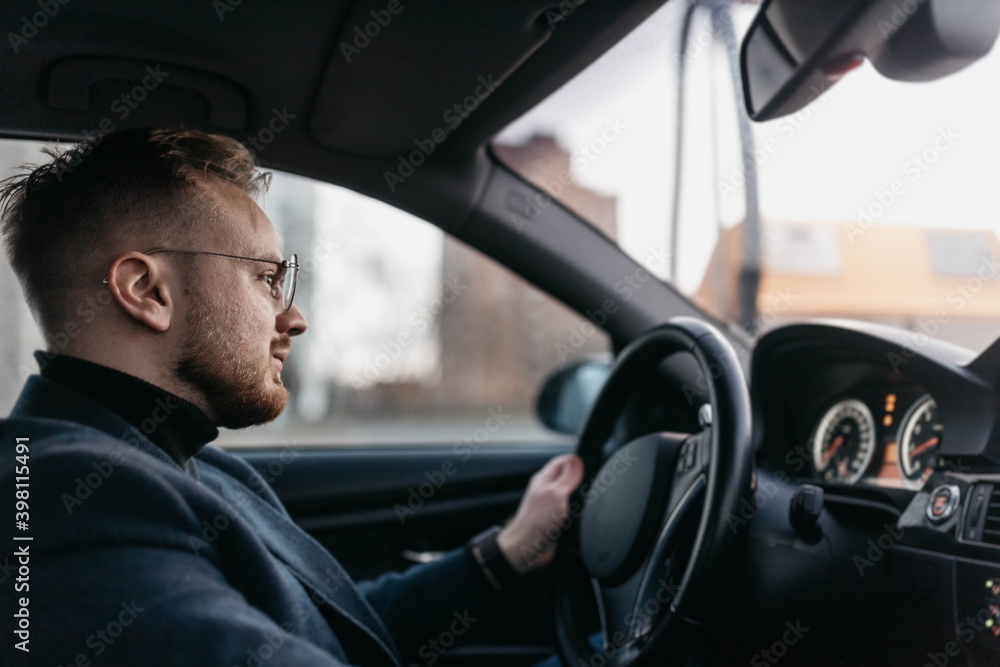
top-left (0, 128), bottom-right (271, 338)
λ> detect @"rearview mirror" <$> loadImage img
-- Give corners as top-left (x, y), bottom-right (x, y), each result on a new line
top-left (536, 359), bottom-right (610, 436)
top-left (741, 0), bottom-right (1000, 121)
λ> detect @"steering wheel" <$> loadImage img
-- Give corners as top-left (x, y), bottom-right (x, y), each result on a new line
top-left (552, 317), bottom-right (753, 667)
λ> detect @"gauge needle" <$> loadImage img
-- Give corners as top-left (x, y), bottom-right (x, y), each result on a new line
top-left (822, 434), bottom-right (844, 468)
top-left (908, 437), bottom-right (939, 460)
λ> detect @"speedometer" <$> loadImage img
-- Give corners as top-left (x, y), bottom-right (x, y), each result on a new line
top-left (811, 399), bottom-right (877, 484)
top-left (896, 395), bottom-right (942, 488)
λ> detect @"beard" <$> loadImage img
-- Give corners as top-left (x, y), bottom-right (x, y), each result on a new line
top-left (174, 297), bottom-right (289, 429)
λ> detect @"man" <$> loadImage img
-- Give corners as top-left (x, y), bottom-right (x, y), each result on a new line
top-left (0, 128), bottom-right (584, 665)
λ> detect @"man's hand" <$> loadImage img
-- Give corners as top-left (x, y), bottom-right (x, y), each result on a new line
top-left (497, 454), bottom-right (584, 575)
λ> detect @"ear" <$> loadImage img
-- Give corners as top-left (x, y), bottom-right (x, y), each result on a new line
top-left (105, 252), bottom-right (175, 333)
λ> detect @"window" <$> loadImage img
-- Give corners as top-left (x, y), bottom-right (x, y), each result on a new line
top-left (0, 139), bottom-right (610, 446)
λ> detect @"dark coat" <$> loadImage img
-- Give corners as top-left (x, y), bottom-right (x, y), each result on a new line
top-left (0, 375), bottom-right (491, 666)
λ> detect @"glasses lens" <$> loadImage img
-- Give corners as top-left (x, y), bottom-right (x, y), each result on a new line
top-left (283, 255), bottom-right (298, 310)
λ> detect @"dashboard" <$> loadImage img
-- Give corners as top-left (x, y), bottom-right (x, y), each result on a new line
top-left (729, 320), bottom-right (1000, 664)
top-left (750, 320), bottom-right (998, 491)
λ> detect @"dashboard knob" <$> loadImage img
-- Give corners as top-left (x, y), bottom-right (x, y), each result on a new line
top-left (926, 484), bottom-right (961, 523)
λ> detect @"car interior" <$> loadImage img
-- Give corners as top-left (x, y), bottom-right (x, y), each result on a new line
top-left (3, 0), bottom-right (1000, 665)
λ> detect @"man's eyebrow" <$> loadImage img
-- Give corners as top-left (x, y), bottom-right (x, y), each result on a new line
top-left (243, 248), bottom-right (283, 264)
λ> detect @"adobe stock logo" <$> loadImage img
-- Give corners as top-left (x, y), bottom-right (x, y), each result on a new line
top-left (244, 107), bottom-right (297, 158)
top-left (750, 620), bottom-right (810, 666)
top-left (338, 0), bottom-right (414, 63)
top-left (6, 0), bottom-right (71, 54)
top-left (383, 74), bottom-right (501, 192)
top-left (877, 0), bottom-right (927, 40)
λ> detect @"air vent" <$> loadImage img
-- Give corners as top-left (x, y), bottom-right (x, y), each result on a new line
top-left (982, 487), bottom-right (1000, 546)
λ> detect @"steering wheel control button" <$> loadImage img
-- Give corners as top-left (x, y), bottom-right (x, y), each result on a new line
top-left (676, 436), bottom-right (700, 474)
top-left (698, 403), bottom-right (713, 428)
top-left (926, 484), bottom-right (960, 523)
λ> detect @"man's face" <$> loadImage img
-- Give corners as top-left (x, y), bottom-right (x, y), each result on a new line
top-left (171, 178), bottom-right (307, 429)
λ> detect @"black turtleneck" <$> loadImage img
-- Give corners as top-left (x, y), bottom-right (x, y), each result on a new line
top-left (35, 351), bottom-right (219, 476)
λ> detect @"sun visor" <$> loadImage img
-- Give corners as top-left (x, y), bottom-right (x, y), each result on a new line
top-left (309, 0), bottom-right (557, 156)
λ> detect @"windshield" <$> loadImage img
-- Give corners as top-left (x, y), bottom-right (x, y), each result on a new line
top-left (494, 0), bottom-right (1000, 353)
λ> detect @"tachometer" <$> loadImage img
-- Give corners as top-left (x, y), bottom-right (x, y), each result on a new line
top-left (811, 399), bottom-right (877, 484)
top-left (897, 395), bottom-right (942, 488)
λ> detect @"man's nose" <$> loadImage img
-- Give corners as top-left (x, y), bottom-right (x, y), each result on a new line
top-left (276, 302), bottom-right (308, 336)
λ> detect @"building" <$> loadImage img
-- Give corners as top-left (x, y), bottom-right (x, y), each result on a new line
top-left (430, 134), bottom-right (619, 409)
top-left (696, 221), bottom-right (1000, 352)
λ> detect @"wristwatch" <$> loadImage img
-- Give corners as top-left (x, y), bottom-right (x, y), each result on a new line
top-left (467, 525), bottom-right (522, 594)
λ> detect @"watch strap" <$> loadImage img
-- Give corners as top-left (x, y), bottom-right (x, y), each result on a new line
top-left (467, 525), bottom-right (522, 594)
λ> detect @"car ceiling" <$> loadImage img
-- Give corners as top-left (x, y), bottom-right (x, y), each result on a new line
top-left (1, 0), bottom-right (670, 229)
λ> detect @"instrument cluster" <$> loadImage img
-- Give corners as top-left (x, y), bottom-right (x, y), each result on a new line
top-left (750, 321), bottom-right (996, 495)
top-left (810, 389), bottom-right (944, 490)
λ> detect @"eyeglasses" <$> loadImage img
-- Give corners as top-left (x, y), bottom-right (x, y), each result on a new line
top-left (103, 248), bottom-right (299, 311)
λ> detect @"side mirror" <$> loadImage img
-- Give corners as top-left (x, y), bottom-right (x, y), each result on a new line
top-left (741, 0), bottom-right (1000, 121)
top-left (536, 359), bottom-right (611, 436)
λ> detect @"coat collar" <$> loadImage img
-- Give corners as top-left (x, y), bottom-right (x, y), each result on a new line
top-left (34, 351), bottom-right (219, 474)
top-left (10, 374), bottom-right (196, 479)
